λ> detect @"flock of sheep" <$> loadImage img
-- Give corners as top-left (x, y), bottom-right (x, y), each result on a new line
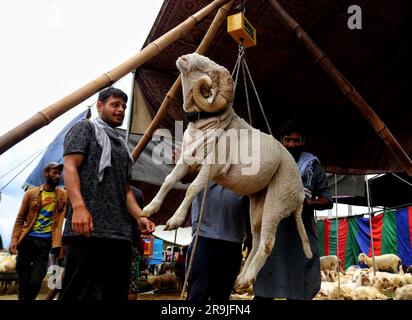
top-left (3, 250), bottom-right (412, 300)
top-left (317, 254), bottom-right (412, 300)
top-left (0, 252), bottom-right (16, 272)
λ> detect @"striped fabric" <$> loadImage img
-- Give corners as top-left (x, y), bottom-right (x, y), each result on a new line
top-left (317, 206), bottom-right (412, 269)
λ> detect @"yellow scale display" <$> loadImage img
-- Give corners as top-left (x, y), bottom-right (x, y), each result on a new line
top-left (227, 12), bottom-right (257, 48)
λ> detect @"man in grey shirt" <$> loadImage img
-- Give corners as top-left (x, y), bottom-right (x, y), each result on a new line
top-left (254, 118), bottom-right (333, 300)
top-left (60, 87), bottom-right (154, 300)
top-left (187, 181), bottom-right (250, 301)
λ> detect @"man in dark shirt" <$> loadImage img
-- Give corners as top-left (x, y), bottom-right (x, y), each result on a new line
top-left (254, 118), bottom-right (333, 300)
top-left (60, 87), bottom-right (154, 301)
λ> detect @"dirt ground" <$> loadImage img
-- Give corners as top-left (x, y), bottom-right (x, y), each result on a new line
top-left (136, 291), bottom-right (253, 300)
top-left (0, 291), bottom-right (253, 301)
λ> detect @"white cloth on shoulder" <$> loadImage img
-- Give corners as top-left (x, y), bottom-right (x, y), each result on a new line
top-left (90, 117), bottom-right (133, 181)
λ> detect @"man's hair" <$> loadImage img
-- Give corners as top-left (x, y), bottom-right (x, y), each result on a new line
top-left (279, 118), bottom-right (306, 138)
top-left (98, 87), bottom-right (128, 104)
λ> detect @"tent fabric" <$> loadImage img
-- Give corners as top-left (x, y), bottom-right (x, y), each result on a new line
top-left (317, 206), bottom-right (412, 269)
top-left (23, 109), bottom-right (91, 189)
top-left (337, 172), bottom-right (412, 208)
top-left (126, 131), bottom-right (187, 190)
top-left (326, 174), bottom-right (365, 198)
top-left (152, 225), bottom-right (192, 247)
top-left (132, 0), bottom-right (412, 174)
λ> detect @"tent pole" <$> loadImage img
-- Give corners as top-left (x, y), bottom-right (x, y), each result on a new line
top-left (267, 0), bottom-right (412, 176)
top-left (170, 229), bottom-right (178, 272)
top-left (0, 0), bottom-right (231, 156)
top-left (131, 1), bottom-right (235, 161)
top-left (334, 174), bottom-right (341, 297)
top-left (365, 175), bottom-right (377, 275)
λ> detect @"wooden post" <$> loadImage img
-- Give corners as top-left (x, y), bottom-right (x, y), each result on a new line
top-left (131, 1), bottom-right (234, 161)
top-left (0, 0), bottom-right (231, 156)
top-left (268, 0), bottom-right (412, 176)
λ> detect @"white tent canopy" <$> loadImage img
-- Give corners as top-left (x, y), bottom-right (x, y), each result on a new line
top-left (152, 225), bottom-right (192, 247)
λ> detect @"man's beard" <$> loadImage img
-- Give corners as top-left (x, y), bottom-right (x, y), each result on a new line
top-left (287, 147), bottom-right (303, 162)
top-left (46, 176), bottom-right (59, 187)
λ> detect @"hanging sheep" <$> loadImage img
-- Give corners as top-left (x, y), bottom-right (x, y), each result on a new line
top-left (142, 53), bottom-right (311, 289)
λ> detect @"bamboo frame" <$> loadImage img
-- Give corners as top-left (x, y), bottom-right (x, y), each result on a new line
top-left (268, 0), bottom-right (412, 176)
top-left (131, 1), bottom-right (234, 161)
top-left (0, 0), bottom-right (231, 156)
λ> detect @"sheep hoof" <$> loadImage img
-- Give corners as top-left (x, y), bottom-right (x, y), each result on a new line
top-left (142, 202), bottom-right (160, 217)
top-left (164, 219), bottom-right (181, 231)
top-left (234, 275), bottom-right (253, 291)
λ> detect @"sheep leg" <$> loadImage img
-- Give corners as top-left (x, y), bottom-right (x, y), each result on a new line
top-left (142, 163), bottom-right (189, 217)
top-left (236, 190), bottom-right (265, 284)
top-left (235, 178), bottom-right (286, 290)
top-left (164, 164), bottom-right (220, 230)
top-left (236, 205), bottom-right (283, 290)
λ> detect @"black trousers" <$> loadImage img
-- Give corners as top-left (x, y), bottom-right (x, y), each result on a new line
top-left (59, 236), bottom-right (132, 301)
top-left (16, 236), bottom-right (52, 300)
top-left (187, 236), bottom-right (242, 302)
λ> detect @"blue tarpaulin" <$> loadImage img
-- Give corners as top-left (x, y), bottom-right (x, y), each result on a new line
top-left (23, 109), bottom-right (90, 188)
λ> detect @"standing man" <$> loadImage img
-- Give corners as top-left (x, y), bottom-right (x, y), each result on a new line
top-left (187, 181), bottom-right (250, 301)
top-left (254, 118), bottom-right (333, 300)
top-left (9, 162), bottom-right (67, 300)
top-left (60, 87), bottom-right (154, 301)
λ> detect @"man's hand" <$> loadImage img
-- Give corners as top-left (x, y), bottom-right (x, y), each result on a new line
top-left (72, 206), bottom-right (94, 237)
top-left (8, 242), bottom-right (17, 255)
top-left (139, 217), bottom-right (155, 235)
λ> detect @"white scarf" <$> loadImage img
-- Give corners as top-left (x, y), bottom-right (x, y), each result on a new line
top-left (90, 117), bottom-right (133, 181)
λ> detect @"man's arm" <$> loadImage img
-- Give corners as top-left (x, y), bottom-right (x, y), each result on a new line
top-left (125, 184), bottom-right (155, 233)
top-left (304, 196), bottom-right (333, 211)
top-left (9, 191), bottom-right (31, 254)
top-left (64, 153), bottom-right (94, 237)
top-left (305, 162), bottom-right (333, 211)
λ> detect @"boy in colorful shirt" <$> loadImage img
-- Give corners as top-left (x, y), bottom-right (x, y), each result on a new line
top-left (9, 162), bottom-right (67, 300)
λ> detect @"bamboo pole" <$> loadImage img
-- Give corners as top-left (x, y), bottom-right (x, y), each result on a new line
top-left (268, 0), bottom-right (412, 176)
top-left (131, 0), bottom-right (234, 161)
top-left (0, 0), bottom-right (231, 156)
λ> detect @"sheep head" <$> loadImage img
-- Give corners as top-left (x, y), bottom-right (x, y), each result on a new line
top-left (358, 253), bottom-right (367, 264)
top-left (176, 53), bottom-right (233, 113)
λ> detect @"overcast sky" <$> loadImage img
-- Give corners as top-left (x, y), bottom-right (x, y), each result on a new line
top-left (0, 0), bottom-right (164, 247)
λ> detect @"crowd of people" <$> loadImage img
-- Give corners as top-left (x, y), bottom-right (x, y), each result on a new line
top-left (8, 86), bottom-right (332, 301)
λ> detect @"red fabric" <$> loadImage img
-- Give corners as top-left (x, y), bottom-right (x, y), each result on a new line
top-left (369, 214), bottom-right (383, 256)
top-left (338, 219), bottom-right (348, 269)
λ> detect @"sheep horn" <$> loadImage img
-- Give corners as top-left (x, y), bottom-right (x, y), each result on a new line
top-left (192, 68), bottom-right (233, 113)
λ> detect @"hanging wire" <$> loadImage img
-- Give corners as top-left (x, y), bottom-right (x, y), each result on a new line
top-left (231, 42), bottom-right (245, 93)
top-left (0, 148), bottom-right (45, 180)
top-left (242, 59), bottom-right (273, 135)
top-left (242, 59), bottom-right (252, 125)
top-left (0, 146), bottom-right (47, 192)
top-left (230, 41), bottom-right (273, 134)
